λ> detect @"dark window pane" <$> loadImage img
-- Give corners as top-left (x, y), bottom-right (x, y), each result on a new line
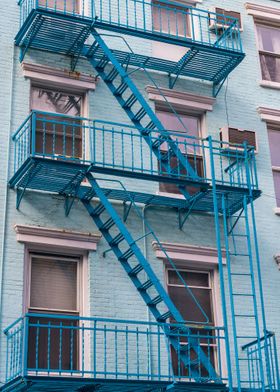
top-left (158, 155), bottom-right (204, 195)
top-left (168, 286), bottom-right (213, 324)
top-left (28, 316), bottom-right (78, 371)
top-left (168, 270), bottom-right (209, 288)
top-left (170, 345), bottom-right (215, 378)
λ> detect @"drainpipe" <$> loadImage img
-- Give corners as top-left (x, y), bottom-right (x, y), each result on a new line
top-left (0, 45), bottom-right (16, 331)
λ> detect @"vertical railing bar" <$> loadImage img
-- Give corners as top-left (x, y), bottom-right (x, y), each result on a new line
top-left (59, 321), bottom-right (62, 375)
top-left (126, 326), bottom-right (129, 379)
top-left (115, 325), bottom-right (118, 378)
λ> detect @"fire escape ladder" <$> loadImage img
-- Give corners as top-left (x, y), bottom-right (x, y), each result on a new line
top-left (82, 28), bottom-right (203, 195)
top-left (78, 173), bottom-right (219, 382)
top-left (221, 194), bottom-right (268, 392)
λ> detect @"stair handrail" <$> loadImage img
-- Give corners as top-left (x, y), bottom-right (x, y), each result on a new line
top-left (88, 176), bottom-right (210, 324)
top-left (96, 33), bottom-right (191, 135)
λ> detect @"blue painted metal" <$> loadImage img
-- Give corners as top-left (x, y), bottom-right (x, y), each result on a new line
top-left (11, 112), bottom-right (259, 192)
top-left (2, 313), bottom-right (227, 387)
top-left (79, 173), bottom-right (218, 380)
top-left (84, 32), bottom-right (200, 186)
top-left (6, 2), bottom-right (277, 392)
top-left (15, 0), bottom-right (245, 91)
top-left (242, 332), bottom-right (280, 392)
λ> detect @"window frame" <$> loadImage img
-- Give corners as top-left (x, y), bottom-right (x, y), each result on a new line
top-left (255, 23), bottom-right (280, 84)
top-left (267, 124), bottom-right (280, 208)
top-left (27, 252), bottom-right (81, 315)
top-left (29, 84), bottom-right (89, 161)
top-left (165, 266), bottom-right (221, 377)
top-left (155, 107), bottom-right (206, 197)
top-left (23, 245), bottom-right (89, 374)
top-left (24, 247), bottom-right (87, 316)
top-left (151, 0), bottom-right (192, 39)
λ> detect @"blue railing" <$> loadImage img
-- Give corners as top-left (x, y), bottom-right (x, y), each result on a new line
top-left (18, 0), bottom-right (243, 53)
top-left (4, 313), bottom-right (227, 384)
top-left (242, 332), bottom-right (280, 391)
top-left (12, 111), bottom-right (258, 190)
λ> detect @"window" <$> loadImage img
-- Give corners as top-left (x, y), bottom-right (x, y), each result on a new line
top-left (27, 253), bottom-right (81, 371)
top-left (267, 125), bottom-right (280, 207)
top-left (167, 269), bottom-right (216, 377)
top-left (152, 1), bottom-right (191, 38)
top-left (156, 109), bottom-right (203, 195)
top-left (38, 0), bottom-right (80, 13)
top-left (256, 24), bottom-right (280, 83)
top-left (30, 86), bottom-right (83, 158)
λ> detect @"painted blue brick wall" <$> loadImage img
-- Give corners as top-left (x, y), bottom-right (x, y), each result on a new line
top-left (0, 0), bottom-right (280, 386)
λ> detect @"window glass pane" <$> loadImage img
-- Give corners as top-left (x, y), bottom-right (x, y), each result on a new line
top-left (152, 1), bottom-right (190, 37)
top-left (260, 54), bottom-right (280, 82)
top-left (30, 256), bottom-right (78, 311)
top-left (168, 270), bottom-right (213, 323)
top-left (272, 171), bottom-right (280, 207)
top-left (31, 87), bottom-right (82, 116)
top-left (168, 286), bottom-right (213, 323)
top-left (257, 25), bottom-right (280, 53)
top-left (156, 110), bottom-right (199, 137)
top-left (38, 0), bottom-right (80, 13)
top-left (268, 129), bottom-right (280, 166)
top-left (168, 270), bottom-right (209, 287)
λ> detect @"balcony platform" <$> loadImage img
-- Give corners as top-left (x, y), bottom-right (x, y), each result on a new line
top-left (16, 2), bottom-right (245, 92)
top-left (9, 157), bottom-right (261, 216)
top-left (0, 375), bottom-right (229, 392)
top-left (10, 113), bottom-right (261, 215)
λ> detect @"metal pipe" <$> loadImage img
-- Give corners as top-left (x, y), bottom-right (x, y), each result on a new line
top-left (0, 44), bottom-right (16, 343)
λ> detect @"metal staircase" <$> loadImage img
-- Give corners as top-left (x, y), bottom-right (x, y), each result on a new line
top-left (78, 173), bottom-right (218, 381)
top-left (2, 1), bottom-right (278, 392)
top-left (84, 29), bottom-right (202, 195)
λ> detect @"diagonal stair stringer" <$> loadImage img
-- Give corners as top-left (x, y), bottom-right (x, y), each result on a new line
top-left (77, 173), bottom-right (220, 382)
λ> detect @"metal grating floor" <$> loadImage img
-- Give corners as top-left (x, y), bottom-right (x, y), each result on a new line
top-left (15, 10), bottom-right (244, 85)
top-left (9, 158), bottom-right (261, 215)
top-left (0, 376), bottom-right (228, 392)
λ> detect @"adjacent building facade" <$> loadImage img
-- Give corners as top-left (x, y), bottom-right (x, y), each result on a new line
top-left (0, 0), bottom-right (280, 391)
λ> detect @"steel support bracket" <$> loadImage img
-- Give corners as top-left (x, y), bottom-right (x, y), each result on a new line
top-left (213, 76), bottom-right (227, 98)
top-left (16, 162), bottom-right (40, 209)
top-left (123, 200), bottom-right (133, 222)
top-left (61, 170), bottom-right (86, 216)
top-left (228, 207), bottom-right (244, 235)
top-left (69, 26), bottom-right (92, 71)
top-left (169, 48), bottom-right (198, 90)
top-left (19, 15), bottom-right (44, 62)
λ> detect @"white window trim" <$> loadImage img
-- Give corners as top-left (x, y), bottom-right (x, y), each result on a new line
top-left (246, 4), bottom-right (280, 88)
top-left (245, 3), bottom-right (280, 23)
top-left (15, 224), bottom-right (101, 251)
top-left (258, 107), bottom-right (280, 215)
top-left (152, 241), bottom-right (226, 378)
top-left (22, 62), bottom-right (97, 93)
top-left (146, 86), bottom-right (215, 113)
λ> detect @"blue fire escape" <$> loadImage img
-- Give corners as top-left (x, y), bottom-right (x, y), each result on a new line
top-left (1, 1), bottom-right (279, 392)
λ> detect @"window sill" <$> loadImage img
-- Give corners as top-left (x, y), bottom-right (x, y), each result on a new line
top-left (260, 80), bottom-right (280, 90)
top-left (274, 207), bottom-right (280, 216)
